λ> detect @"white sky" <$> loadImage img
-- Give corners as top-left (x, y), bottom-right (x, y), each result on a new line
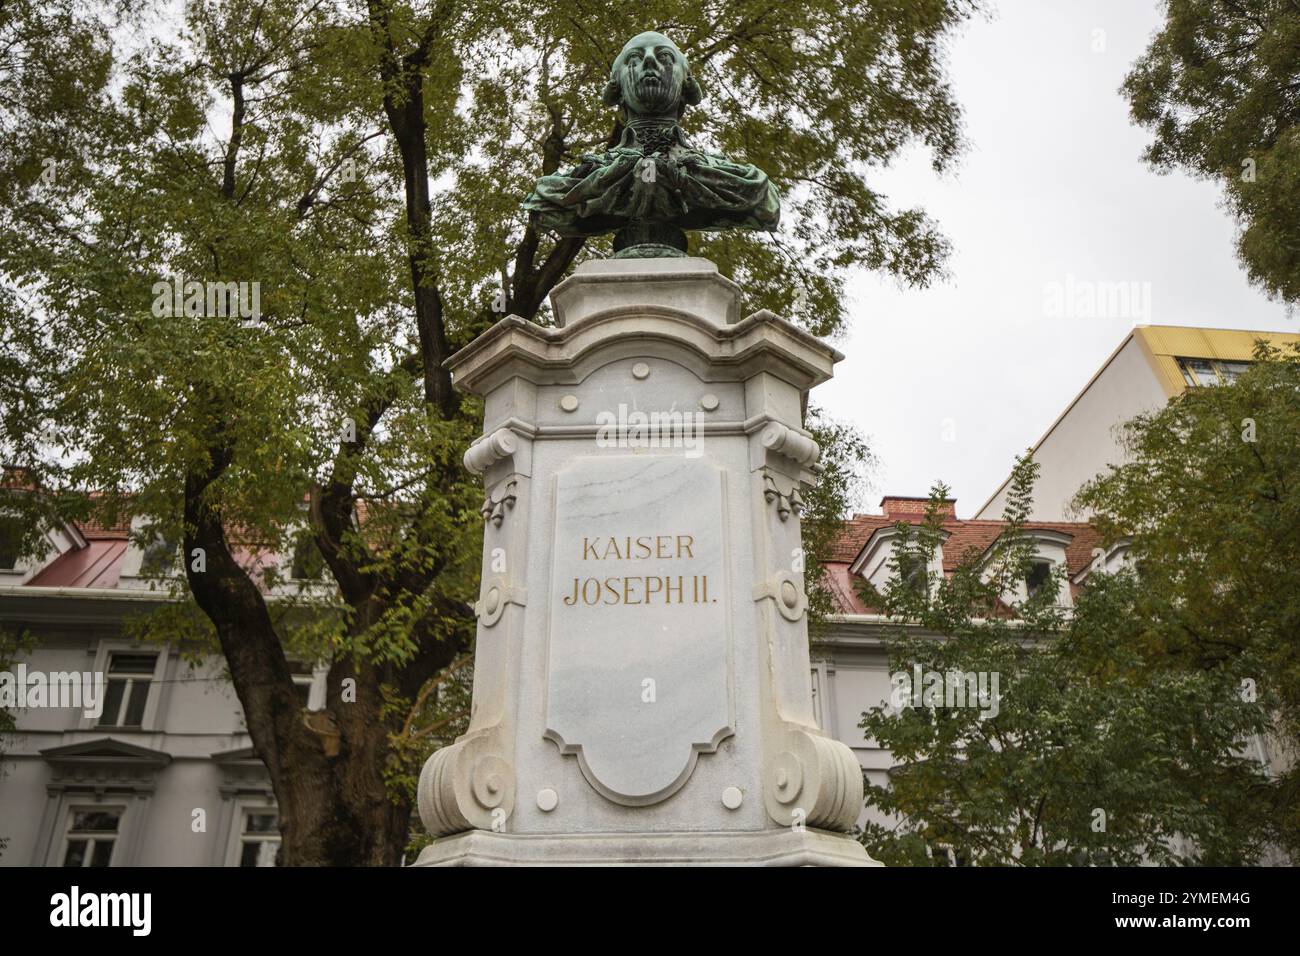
top-left (814, 0), bottom-right (1297, 517)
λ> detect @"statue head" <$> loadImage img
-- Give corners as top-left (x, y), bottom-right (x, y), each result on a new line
top-left (602, 31), bottom-right (703, 118)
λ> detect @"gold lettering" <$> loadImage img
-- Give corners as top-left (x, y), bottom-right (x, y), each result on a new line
top-left (623, 576), bottom-right (641, 605)
top-left (665, 576), bottom-right (683, 604)
top-left (568, 533), bottom-right (712, 607)
top-left (564, 573), bottom-right (710, 607)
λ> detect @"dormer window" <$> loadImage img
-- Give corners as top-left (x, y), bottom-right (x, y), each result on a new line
top-left (976, 528), bottom-right (1074, 608)
top-left (1177, 357), bottom-right (1251, 387)
top-left (1025, 559), bottom-right (1053, 598)
top-left (848, 524), bottom-right (949, 605)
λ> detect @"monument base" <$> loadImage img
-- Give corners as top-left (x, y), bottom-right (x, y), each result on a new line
top-left (412, 828), bottom-right (879, 867)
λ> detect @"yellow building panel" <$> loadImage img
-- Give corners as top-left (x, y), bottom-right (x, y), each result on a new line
top-left (1133, 325), bottom-right (1300, 397)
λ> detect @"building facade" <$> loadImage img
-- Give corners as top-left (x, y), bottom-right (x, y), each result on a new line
top-left (0, 514), bottom-right (325, 866)
top-left (976, 325), bottom-right (1300, 521)
top-left (3, 323), bottom-right (1289, 865)
top-left (811, 496), bottom-right (1102, 812)
top-left (1, 493), bottom-right (1099, 865)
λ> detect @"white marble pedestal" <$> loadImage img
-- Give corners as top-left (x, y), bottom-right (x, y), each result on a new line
top-left (414, 258), bottom-right (876, 866)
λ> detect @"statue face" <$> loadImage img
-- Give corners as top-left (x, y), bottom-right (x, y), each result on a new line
top-left (612, 32), bottom-right (690, 116)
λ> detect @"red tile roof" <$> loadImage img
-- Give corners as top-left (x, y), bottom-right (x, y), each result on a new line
top-left (825, 514), bottom-right (889, 562)
top-left (820, 512), bottom-right (1102, 614)
top-left (16, 492), bottom-right (1100, 606)
top-left (828, 515), bottom-right (1100, 572)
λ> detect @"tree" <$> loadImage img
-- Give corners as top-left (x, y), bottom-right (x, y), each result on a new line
top-left (803, 406), bottom-right (876, 622)
top-left (1074, 340), bottom-right (1300, 858)
top-left (0, 0), bottom-right (983, 864)
top-left (1123, 0), bottom-right (1300, 303)
top-left (857, 459), bottom-right (1279, 866)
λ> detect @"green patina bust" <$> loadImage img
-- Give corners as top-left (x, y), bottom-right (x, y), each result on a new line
top-left (523, 31), bottom-right (780, 258)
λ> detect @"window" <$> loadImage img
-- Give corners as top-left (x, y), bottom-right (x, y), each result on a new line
top-left (898, 554), bottom-right (929, 598)
top-left (97, 653), bottom-right (158, 728)
top-left (1217, 361), bottom-right (1251, 383)
top-left (290, 536), bottom-right (324, 581)
top-left (288, 660), bottom-right (319, 710)
top-left (928, 842), bottom-right (969, 867)
top-left (139, 534), bottom-right (178, 577)
top-left (0, 514), bottom-right (24, 570)
top-left (1177, 357), bottom-right (1251, 387)
top-left (237, 810), bottom-right (280, 867)
top-left (62, 807), bottom-right (122, 867)
top-left (1025, 560), bottom-right (1053, 598)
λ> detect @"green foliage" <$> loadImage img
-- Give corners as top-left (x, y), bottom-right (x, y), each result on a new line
top-left (858, 457), bottom-right (1279, 865)
top-left (1074, 341), bottom-right (1300, 856)
top-left (381, 653), bottom-right (474, 859)
top-left (804, 406), bottom-right (875, 623)
top-left (1124, 1), bottom-right (1300, 303)
top-left (0, 0), bottom-right (979, 859)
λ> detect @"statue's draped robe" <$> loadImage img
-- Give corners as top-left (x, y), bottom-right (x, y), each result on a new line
top-left (523, 124), bottom-right (780, 237)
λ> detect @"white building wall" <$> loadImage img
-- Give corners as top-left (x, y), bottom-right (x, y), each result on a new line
top-left (0, 627), bottom-right (275, 867)
top-left (976, 335), bottom-right (1168, 521)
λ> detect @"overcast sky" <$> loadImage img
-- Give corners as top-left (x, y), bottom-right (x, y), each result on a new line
top-left (814, 0), bottom-right (1297, 518)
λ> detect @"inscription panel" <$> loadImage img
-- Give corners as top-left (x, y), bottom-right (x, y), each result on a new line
top-left (545, 455), bottom-right (733, 805)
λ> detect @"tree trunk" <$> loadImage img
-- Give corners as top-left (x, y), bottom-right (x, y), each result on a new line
top-left (173, 1), bottom-right (578, 864)
top-left (184, 443), bottom-right (421, 865)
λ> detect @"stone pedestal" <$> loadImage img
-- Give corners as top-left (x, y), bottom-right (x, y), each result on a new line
top-left (414, 258), bottom-right (876, 865)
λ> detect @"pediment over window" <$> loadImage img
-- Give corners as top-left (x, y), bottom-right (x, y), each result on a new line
top-left (40, 737), bottom-right (171, 791)
top-left (211, 745), bottom-right (272, 796)
top-left (40, 737), bottom-right (171, 770)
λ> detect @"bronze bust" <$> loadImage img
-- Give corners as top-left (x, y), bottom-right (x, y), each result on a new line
top-left (523, 31), bottom-right (781, 258)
